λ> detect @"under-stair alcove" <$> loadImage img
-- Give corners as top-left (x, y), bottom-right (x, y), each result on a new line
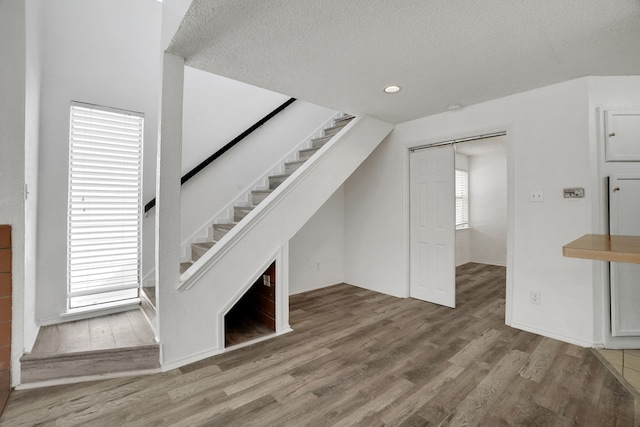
top-left (224, 261), bottom-right (276, 347)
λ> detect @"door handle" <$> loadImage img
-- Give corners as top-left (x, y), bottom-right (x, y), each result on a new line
top-left (613, 187), bottom-right (620, 192)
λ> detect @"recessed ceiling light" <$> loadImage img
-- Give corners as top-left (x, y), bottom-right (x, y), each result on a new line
top-left (384, 85), bottom-right (401, 94)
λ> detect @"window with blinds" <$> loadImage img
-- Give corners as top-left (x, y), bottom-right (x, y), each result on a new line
top-left (455, 169), bottom-right (469, 230)
top-left (67, 102), bottom-right (143, 310)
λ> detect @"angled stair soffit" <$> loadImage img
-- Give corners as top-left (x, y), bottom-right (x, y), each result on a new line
top-left (179, 114), bottom-right (393, 291)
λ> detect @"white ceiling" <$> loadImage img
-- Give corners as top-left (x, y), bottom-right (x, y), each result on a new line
top-left (168, 0), bottom-right (640, 124)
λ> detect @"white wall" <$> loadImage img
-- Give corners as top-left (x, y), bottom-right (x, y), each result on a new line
top-left (182, 67), bottom-right (290, 173)
top-left (23, 0), bottom-right (41, 356)
top-left (345, 77), bottom-right (599, 346)
top-left (455, 153), bottom-right (471, 266)
top-left (0, 0), bottom-right (27, 387)
top-left (289, 186), bottom-right (345, 294)
top-left (36, 0), bottom-right (162, 323)
top-left (586, 76), bottom-right (640, 347)
top-left (179, 101), bottom-right (337, 250)
top-left (159, 116), bottom-right (392, 367)
top-left (468, 150), bottom-right (507, 266)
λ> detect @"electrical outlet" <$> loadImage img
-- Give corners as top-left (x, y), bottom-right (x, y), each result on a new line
top-left (529, 191), bottom-right (544, 202)
top-left (530, 291), bottom-right (541, 305)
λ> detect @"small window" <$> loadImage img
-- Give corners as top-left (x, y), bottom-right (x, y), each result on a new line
top-left (67, 102), bottom-right (144, 310)
top-left (455, 169), bottom-right (469, 230)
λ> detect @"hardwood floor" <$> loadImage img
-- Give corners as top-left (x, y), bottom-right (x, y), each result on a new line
top-left (19, 309), bottom-right (159, 384)
top-left (1, 263), bottom-right (636, 426)
top-left (31, 309), bottom-right (156, 354)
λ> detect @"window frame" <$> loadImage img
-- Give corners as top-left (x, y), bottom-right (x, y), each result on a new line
top-left (66, 101), bottom-right (144, 311)
top-left (455, 168), bottom-right (469, 230)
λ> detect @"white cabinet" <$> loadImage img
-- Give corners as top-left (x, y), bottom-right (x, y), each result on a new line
top-left (609, 175), bottom-right (640, 336)
top-left (605, 110), bottom-right (640, 161)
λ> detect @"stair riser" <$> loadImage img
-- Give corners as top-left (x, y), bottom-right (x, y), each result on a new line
top-left (269, 176), bottom-right (288, 190)
top-left (298, 149), bottom-right (318, 161)
top-left (251, 192), bottom-right (271, 205)
top-left (191, 245), bottom-right (208, 262)
top-left (311, 137), bottom-right (331, 149)
top-left (323, 127), bottom-right (342, 137)
top-left (234, 208), bottom-right (252, 222)
top-left (180, 262), bottom-right (192, 274)
top-left (20, 346), bottom-right (160, 384)
top-left (284, 162), bottom-right (305, 175)
top-left (213, 226), bottom-right (232, 241)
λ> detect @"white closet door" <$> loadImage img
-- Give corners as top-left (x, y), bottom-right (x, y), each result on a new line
top-left (609, 175), bottom-right (640, 336)
top-left (409, 145), bottom-right (455, 308)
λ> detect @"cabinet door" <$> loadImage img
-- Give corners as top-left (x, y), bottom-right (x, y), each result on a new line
top-left (605, 110), bottom-right (640, 161)
top-left (609, 176), bottom-right (640, 336)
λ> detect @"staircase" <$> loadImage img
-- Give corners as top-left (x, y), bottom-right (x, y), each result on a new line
top-left (180, 114), bottom-right (355, 275)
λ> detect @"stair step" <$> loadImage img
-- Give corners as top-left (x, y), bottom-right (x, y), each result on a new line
top-left (251, 190), bottom-right (273, 205)
top-left (323, 125), bottom-right (345, 137)
top-left (234, 205), bottom-right (255, 222)
top-left (180, 261), bottom-right (193, 274)
top-left (334, 115), bottom-right (355, 126)
top-left (191, 241), bottom-right (215, 262)
top-left (284, 159), bottom-right (306, 174)
top-left (298, 147), bottom-right (320, 161)
top-left (20, 344), bottom-right (160, 384)
top-left (269, 173), bottom-right (291, 190)
top-left (311, 135), bottom-right (332, 149)
top-left (213, 223), bottom-right (236, 241)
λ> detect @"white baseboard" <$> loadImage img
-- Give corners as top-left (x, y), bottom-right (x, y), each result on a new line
top-left (161, 327), bottom-right (293, 372)
top-left (509, 320), bottom-right (594, 348)
top-left (161, 347), bottom-right (223, 372)
top-left (289, 280), bottom-right (343, 295)
top-left (342, 279), bottom-right (405, 299)
top-left (468, 259), bottom-right (507, 267)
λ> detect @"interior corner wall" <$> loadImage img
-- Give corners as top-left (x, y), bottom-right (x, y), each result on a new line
top-left (345, 77), bottom-right (598, 346)
top-left (0, 0), bottom-right (27, 387)
top-left (36, 0), bottom-right (162, 324)
top-left (468, 150), bottom-right (507, 266)
top-left (289, 186), bottom-right (345, 295)
top-left (455, 153), bottom-right (471, 266)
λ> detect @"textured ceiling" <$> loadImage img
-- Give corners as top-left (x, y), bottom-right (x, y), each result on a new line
top-left (168, 0), bottom-right (640, 124)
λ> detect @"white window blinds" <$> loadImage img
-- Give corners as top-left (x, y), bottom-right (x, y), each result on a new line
top-left (455, 169), bottom-right (469, 230)
top-left (67, 103), bottom-right (143, 309)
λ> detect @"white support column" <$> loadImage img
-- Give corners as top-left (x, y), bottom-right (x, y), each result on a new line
top-left (155, 52), bottom-right (184, 352)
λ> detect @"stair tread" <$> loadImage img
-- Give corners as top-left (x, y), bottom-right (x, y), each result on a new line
top-left (234, 205), bottom-right (255, 211)
top-left (192, 242), bottom-right (215, 249)
top-left (270, 173), bottom-right (292, 179)
top-left (299, 147), bottom-right (320, 153)
top-left (284, 159), bottom-right (306, 166)
top-left (213, 223), bottom-right (237, 229)
top-left (252, 189), bottom-right (274, 194)
top-left (312, 135), bottom-right (332, 142)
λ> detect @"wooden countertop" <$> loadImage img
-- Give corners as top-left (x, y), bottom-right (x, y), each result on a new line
top-left (562, 234), bottom-right (640, 264)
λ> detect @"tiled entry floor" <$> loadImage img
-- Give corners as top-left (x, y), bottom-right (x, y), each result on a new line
top-left (598, 349), bottom-right (640, 393)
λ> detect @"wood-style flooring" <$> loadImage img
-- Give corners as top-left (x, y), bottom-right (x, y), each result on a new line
top-left (31, 309), bottom-right (156, 354)
top-left (1, 263), bottom-right (636, 426)
top-left (19, 309), bottom-right (159, 384)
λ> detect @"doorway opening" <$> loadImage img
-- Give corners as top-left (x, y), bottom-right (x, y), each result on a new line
top-left (408, 132), bottom-right (509, 318)
top-left (224, 261), bottom-right (276, 347)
